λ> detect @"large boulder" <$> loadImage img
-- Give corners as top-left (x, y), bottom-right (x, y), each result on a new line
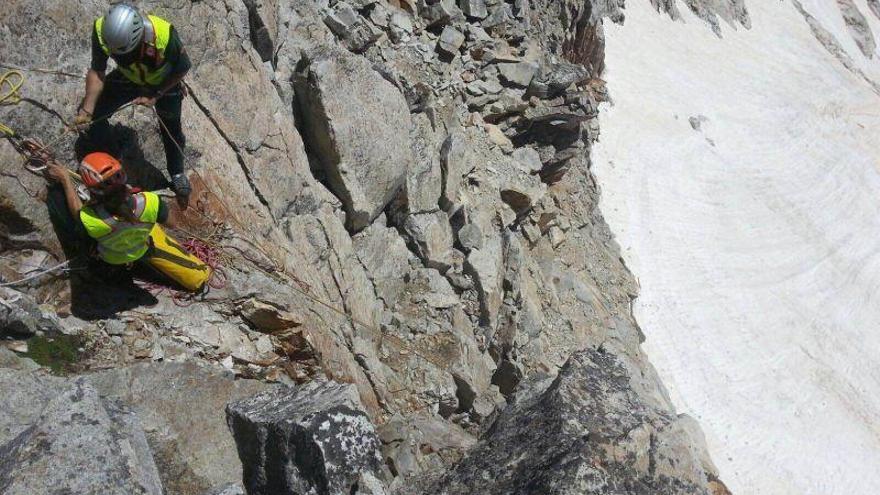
top-left (413, 348), bottom-right (721, 495)
top-left (0, 362), bottom-right (267, 495)
top-left (86, 362), bottom-right (268, 495)
top-left (294, 48), bottom-right (413, 232)
top-left (226, 380), bottom-right (387, 495)
top-left (0, 369), bottom-right (65, 445)
top-left (0, 375), bottom-right (163, 495)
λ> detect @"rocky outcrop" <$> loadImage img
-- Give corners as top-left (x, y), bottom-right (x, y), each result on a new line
top-left (0, 362), bottom-right (267, 495)
top-left (378, 413), bottom-right (476, 482)
top-left (0, 0), bottom-right (733, 493)
top-left (226, 380), bottom-right (386, 495)
top-left (793, 0), bottom-right (880, 93)
top-left (0, 374), bottom-right (163, 495)
top-left (869, 0), bottom-right (880, 21)
top-left (0, 348), bottom-right (39, 371)
top-left (87, 363), bottom-right (268, 495)
top-left (403, 211), bottom-right (455, 271)
top-left (0, 287), bottom-right (63, 338)
top-left (294, 47), bottom-right (412, 232)
top-left (650, 0), bottom-right (750, 33)
top-left (409, 348), bottom-right (724, 495)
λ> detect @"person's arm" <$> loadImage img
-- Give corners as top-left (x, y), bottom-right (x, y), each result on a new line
top-left (77, 26), bottom-right (109, 123)
top-left (156, 70), bottom-right (187, 97)
top-left (47, 164), bottom-right (82, 219)
top-left (79, 68), bottom-right (105, 118)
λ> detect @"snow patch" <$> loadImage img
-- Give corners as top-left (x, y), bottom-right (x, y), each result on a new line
top-left (593, 1), bottom-right (880, 494)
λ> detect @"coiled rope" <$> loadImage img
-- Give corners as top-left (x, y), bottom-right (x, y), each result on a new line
top-left (0, 69), bottom-right (25, 136)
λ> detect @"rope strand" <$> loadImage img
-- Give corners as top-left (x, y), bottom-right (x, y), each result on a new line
top-left (0, 260), bottom-right (72, 288)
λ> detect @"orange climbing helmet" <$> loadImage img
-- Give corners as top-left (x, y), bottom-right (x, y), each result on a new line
top-left (79, 152), bottom-right (127, 190)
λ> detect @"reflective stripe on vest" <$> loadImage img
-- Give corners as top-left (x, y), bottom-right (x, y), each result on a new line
top-left (80, 192), bottom-right (161, 265)
top-left (95, 15), bottom-right (173, 86)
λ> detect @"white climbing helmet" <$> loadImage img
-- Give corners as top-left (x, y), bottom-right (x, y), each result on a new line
top-left (102, 4), bottom-right (145, 55)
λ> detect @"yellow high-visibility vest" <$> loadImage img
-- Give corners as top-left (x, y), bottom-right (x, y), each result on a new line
top-left (80, 191), bottom-right (160, 265)
top-left (95, 15), bottom-right (173, 86)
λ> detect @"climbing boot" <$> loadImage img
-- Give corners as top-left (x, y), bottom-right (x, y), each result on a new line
top-left (171, 173), bottom-right (191, 198)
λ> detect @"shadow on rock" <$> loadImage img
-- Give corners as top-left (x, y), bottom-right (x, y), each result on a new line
top-left (45, 184), bottom-right (158, 320)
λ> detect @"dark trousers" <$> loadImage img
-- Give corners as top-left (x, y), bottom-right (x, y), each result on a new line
top-left (87, 72), bottom-right (185, 177)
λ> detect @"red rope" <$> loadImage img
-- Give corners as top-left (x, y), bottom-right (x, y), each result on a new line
top-left (137, 236), bottom-right (226, 305)
top-left (181, 238), bottom-right (227, 290)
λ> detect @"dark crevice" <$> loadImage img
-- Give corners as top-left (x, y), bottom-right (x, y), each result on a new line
top-left (491, 358), bottom-right (523, 397)
top-left (290, 92), bottom-right (331, 191)
top-left (242, 0), bottom-right (275, 67)
top-left (290, 55), bottom-right (359, 222)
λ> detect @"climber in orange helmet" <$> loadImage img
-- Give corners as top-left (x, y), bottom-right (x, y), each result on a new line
top-left (46, 152), bottom-right (211, 292)
top-left (47, 151), bottom-right (175, 266)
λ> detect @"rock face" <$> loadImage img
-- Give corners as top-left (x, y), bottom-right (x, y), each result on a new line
top-left (403, 211), bottom-right (454, 271)
top-left (412, 349), bottom-right (723, 495)
top-left (294, 47), bottom-right (413, 232)
top-left (838, 0), bottom-right (876, 58)
top-left (378, 413), bottom-right (475, 482)
top-left (0, 374), bottom-right (163, 495)
top-left (86, 363), bottom-right (268, 495)
top-left (869, 0), bottom-right (880, 21)
top-left (0, 0), bottom-right (736, 493)
top-left (0, 362), bottom-right (267, 495)
top-left (0, 287), bottom-right (63, 338)
top-left (226, 380), bottom-right (385, 495)
top-left (653, 0), bottom-right (751, 33)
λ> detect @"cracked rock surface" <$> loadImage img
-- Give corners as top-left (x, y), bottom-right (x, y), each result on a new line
top-left (0, 373), bottom-right (163, 495)
top-left (0, 0), bottom-right (738, 493)
top-left (403, 348), bottom-right (722, 495)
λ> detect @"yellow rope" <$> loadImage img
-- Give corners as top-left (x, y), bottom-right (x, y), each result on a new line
top-left (0, 69), bottom-right (25, 136)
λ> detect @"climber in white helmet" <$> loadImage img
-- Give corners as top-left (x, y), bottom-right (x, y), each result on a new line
top-left (75, 3), bottom-right (193, 205)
